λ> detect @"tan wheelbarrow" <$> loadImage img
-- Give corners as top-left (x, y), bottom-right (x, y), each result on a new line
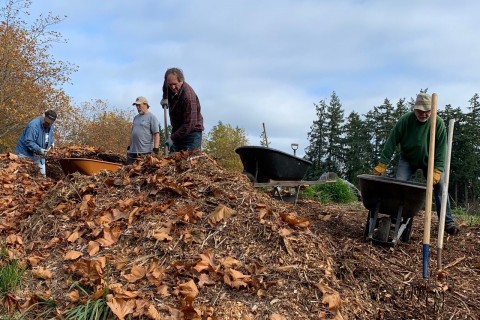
top-left (58, 158), bottom-right (121, 176)
top-left (358, 174), bottom-right (426, 247)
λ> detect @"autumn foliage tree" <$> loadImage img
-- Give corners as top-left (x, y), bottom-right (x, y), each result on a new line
top-left (0, 0), bottom-right (76, 151)
top-left (203, 121), bottom-right (248, 171)
top-left (61, 99), bottom-right (134, 154)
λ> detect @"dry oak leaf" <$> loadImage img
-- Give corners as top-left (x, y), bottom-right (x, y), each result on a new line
top-left (106, 296), bottom-right (135, 320)
top-left (194, 249), bottom-right (218, 273)
top-left (27, 255), bottom-right (44, 267)
top-left (147, 304), bottom-right (162, 320)
top-left (224, 268), bottom-right (250, 289)
top-left (208, 204), bottom-right (234, 225)
top-left (270, 314), bottom-right (287, 320)
top-left (96, 226), bottom-right (121, 247)
top-left (152, 221), bottom-right (173, 242)
top-left (280, 212), bottom-right (312, 228)
top-left (178, 279), bottom-right (199, 300)
top-left (278, 228), bottom-right (293, 237)
top-left (32, 267), bottom-right (53, 279)
top-left (64, 250), bottom-right (83, 260)
top-left (88, 241), bottom-right (100, 256)
top-left (220, 256), bottom-right (241, 269)
top-left (197, 273), bottom-right (216, 288)
top-left (6, 234), bottom-right (23, 245)
top-left (67, 290), bottom-right (80, 302)
top-left (109, 284), bottom-right (141, 299)
top-left (111, 208), bottom-right (130, 221)
top-left (316, 282), bottom-right (344, 319)
top-left (2, 292), bottom-right (20, 314)
top-left (146, 260), bottom-right (166, 286)
top-left (123, 265), bottom-right (146, 283)
top-left (52, 203), bottom-right (68, 214)
top-left (114, 257), bottom-right (130, 270)
top-left (66, 230), bottom-right (83, 243)
top-left (128, 207), bottom-right (140, 225)
top-left (157, 284), bottom-right (170, 298)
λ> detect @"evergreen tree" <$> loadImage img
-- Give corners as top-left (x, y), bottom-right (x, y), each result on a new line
top-left (343, 111), bottom-right (372, 184)
top-left (364, 108), bottom-right (383, 169)
top-left (463, 94), bottom-right (480, 204)
top-left (305, 101), bottom-right (328, 179)
top-left (324, 92), bottom-right (345, 175)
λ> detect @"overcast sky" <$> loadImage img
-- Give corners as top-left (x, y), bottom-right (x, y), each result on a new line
top-left (24, 0), bottom-right (480, 157)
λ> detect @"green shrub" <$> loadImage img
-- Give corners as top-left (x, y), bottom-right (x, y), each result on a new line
top-left (302, 179), bottom-right (357, 204)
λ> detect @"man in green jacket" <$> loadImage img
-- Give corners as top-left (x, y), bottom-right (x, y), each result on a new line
top-left (372, 93), bottom-right (459, 235)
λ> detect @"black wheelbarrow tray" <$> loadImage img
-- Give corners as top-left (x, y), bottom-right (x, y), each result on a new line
top-left (357, 174), bottom-right (426, 247)
top-left (235, 146), bottom-right (312, 183)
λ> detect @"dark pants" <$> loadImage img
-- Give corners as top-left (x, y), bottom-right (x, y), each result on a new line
top-left (126, 152), bottom-right (150, 164)
top-left (396, 157), bottom-right (456, 227)
top-left (170, 131), bottom-right (202, 153)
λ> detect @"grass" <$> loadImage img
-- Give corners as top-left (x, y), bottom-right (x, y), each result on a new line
top-left (63, 280), bottom-right (113, 320)
top-left (0, 259), bottom-right (25, 296)
top-left (452, 207), bottom-right (480, 226)
top-left (63, 296), bottom-right (112, 320)
top-left (0, 254), bottom-right (26, 319)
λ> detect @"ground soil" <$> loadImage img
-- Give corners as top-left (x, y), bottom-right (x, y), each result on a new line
top-left (0, 147), bottom-right (479, 319)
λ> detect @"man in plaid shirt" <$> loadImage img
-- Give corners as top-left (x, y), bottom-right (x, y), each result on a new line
top-left (161, 68), bottom-right (204, 153)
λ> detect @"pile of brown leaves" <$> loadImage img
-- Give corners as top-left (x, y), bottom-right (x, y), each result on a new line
top-left (0, 148), bottom-right (479, 319)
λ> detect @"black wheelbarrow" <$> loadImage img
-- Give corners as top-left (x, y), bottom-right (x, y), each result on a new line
top-left (357, 174), bottom-right (426, 247)
top-left (235, 146), bottom-right (312, 183)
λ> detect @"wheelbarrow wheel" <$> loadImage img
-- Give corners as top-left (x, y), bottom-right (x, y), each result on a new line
top-left (374, 216), bottom-right (391, 242)
top-left (401, 217), bottom-right (414, 243)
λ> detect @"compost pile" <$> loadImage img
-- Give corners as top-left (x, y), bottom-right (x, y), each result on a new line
top-left (0, 148), bottom-right (479, 320)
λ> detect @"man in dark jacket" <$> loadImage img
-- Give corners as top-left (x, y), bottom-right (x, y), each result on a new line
top-left (16, 110), bottom-right (57, 175)
top-left (161, 68), bottom-right (204, 153)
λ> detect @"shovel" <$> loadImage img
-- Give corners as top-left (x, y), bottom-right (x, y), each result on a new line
top-left (422, 92), bottom-right (438, 280)
top-left (163, 106), bottom-right (169, 155)
top-left (437, 118), bottom-right (455, 269)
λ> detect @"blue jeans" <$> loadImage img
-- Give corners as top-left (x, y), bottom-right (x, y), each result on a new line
top-left (396, 157), bottom-right (455, 227)
top-left (170, 131), bottom-right (202, 153)
top-left (19, 154), bottom-right (45, 175)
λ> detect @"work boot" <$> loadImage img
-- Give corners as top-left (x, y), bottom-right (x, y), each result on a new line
top-left (445, 224), bottom-right (460, 235)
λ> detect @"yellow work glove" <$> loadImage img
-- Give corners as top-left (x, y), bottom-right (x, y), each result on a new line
top-left (372, 163), bottom-right (387, 176)
top-left (433, 169), bottom-right (442, 184)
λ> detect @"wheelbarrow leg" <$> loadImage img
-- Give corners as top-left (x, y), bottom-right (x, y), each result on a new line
top-left (401, 217), bottom-right (414, 243)
top-left (365, 202), bottom-right (380, 241)
top-left (391, 205), bottom-right (405, 245)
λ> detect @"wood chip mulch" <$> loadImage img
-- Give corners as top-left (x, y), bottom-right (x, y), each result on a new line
top-left (0, 147), bottom-right (479, 319)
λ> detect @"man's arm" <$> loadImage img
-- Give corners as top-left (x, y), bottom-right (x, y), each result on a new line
top-left (23, 124), bottom-right (42, 153)
top-left (153, 132), bottom-right (160, 149)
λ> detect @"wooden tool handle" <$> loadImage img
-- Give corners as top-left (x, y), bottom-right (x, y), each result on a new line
top-left (423, 93), bottom-right (438, 244)
top-left (422, 93), bottom-right (437, 279)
